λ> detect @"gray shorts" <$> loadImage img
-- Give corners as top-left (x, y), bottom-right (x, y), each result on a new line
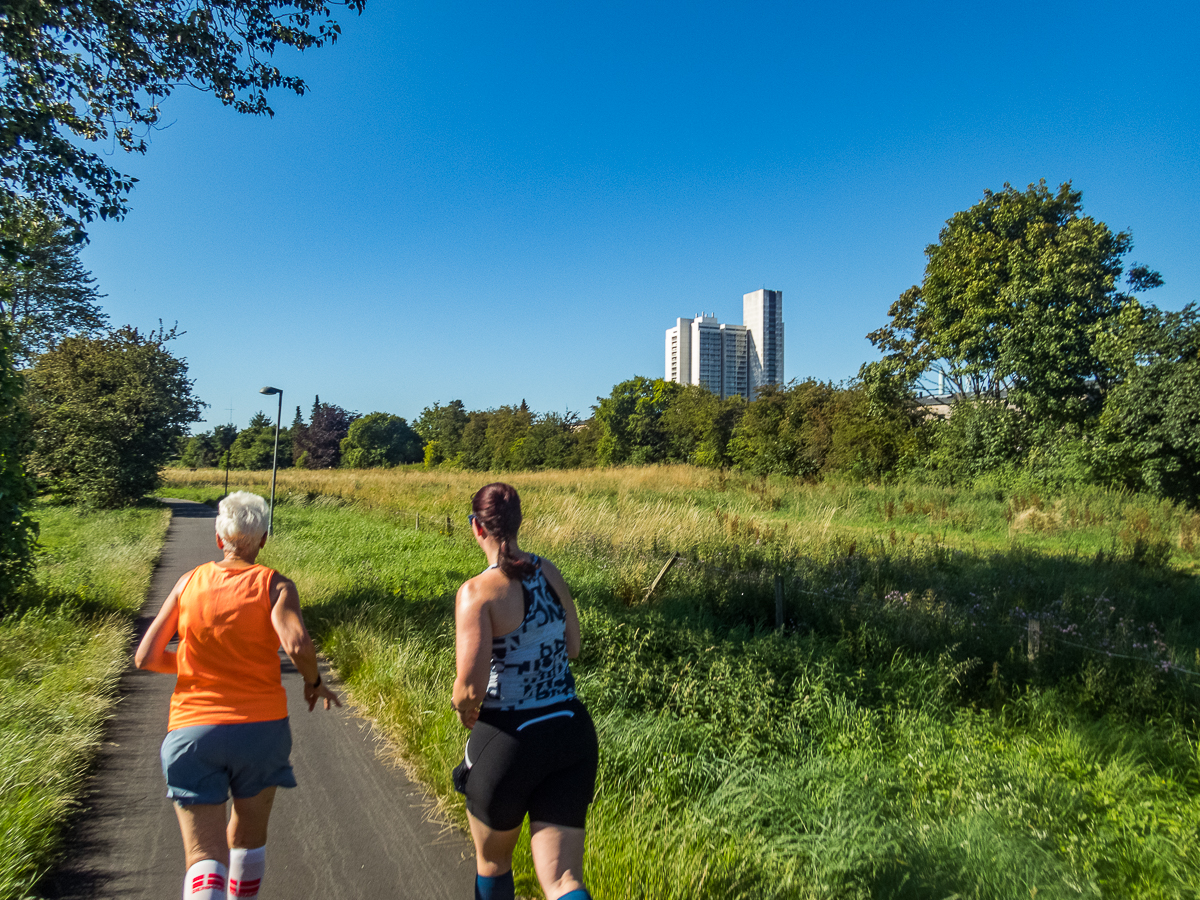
top-left (160, 717), bottom-right (297, 806)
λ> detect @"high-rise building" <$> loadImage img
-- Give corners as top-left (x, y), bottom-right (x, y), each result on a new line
top-left (690, 315), bottom-right (723, 394)
top-left (664, 317), bottom-right (692, 384)
top-left (743, 289), bottom-right (784, 391)
top-left (664, 290), bottom-right (783, 399)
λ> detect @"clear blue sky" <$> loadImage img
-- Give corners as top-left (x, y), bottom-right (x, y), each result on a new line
top-left (78, 0), bottom-right (1199, 430)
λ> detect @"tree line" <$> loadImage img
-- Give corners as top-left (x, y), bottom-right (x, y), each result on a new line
top-left (13, 178), bottom-right (1200, 519)
top-left (172, 181), bottom-right (1200, 510)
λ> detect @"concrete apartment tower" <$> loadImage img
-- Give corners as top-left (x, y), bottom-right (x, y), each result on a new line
top-left (665, 318), bottom-right (692, 384)
top-left (743, 289), bottom-right (784, 396)
top-left (664, 290), bottom-right (781, 400)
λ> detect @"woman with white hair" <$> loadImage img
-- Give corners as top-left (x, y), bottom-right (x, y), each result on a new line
top-left (136, 491), bottom-right (339, 900)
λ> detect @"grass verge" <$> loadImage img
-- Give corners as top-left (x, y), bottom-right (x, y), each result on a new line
top-left (0, 503), bottom-right (170, 900)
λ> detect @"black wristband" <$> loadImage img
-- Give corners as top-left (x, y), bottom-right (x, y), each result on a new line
top-left (307, 673), bottom-right (322, 689)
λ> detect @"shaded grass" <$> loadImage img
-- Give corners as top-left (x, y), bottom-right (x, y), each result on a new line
top-left (0, 502), bottom-right (170, 900)
top-left (226, 472), bottom-right (1200, 900)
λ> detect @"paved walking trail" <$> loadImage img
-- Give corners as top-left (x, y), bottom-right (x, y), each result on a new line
top-left (43, 499), bottom-right (476, 900)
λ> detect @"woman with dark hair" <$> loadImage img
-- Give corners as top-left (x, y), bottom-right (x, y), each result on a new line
top-left (452, 482), bottom-right (598, 900)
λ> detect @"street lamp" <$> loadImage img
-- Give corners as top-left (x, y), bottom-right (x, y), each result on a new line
top-left (259, 386), bottom-right (283, 535)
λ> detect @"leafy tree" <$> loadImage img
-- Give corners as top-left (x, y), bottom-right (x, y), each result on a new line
top-left (483, 405), bottom-right (534, 470)
top-left (518, 412), bottom-right (583, 470)
top-left (823, 385), bottom-right (918, 480)
top-left (26, 325), bottom-right (203, 505)
top-left (865, 181), bottom-right (1162, 426)
top-left (229, 412), bottom-right (290, 470)
top-left (0, 0), bottom-right (366, 234)
top-left (921, 401), bottom-right (1028, 484)
top-left (0, 205), bottom-right (107, 366)
top-left (1094, 304), bottom-right (1200, 505)
top-left (661, 384), bottom-right (745, 468)
top-left (0, 317), bottom-right (36, 604)
top-left (292, 396), bottom-right (353, 469)
top-left (415, 400), bottom-right (468, 468)
top-left (340, 412), bottom-right (422, 468)
top-left (450, 405), bottom-right (534, 471)
top-left (729, 381), bottom-right (840, 477)
top-left (458, 409), bottom-right (495, 470)
top-left (178, 423), bottom-right (237, 468)
top-left (594, 377), bottom-right (681, 466)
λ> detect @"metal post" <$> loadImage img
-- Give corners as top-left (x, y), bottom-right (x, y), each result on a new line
top-left (268, 390), bottom-right (281, 535)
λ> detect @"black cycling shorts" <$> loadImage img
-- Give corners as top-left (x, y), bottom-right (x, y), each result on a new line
top-left (463, 697), bottom-right (598, 832)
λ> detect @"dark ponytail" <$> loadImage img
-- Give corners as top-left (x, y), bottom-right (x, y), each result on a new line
top-left (472, 482), bottom-right (535, 579)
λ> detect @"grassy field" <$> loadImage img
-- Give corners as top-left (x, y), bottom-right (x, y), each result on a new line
top-left (164, 467), bottom-right (1200, 899)
top-left (0, 503), bottom-right (170, 900)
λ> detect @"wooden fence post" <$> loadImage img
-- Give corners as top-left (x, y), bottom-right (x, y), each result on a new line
top-left (1027, 618), bottom-right (1041, 663)
top-left (642, 553), bottom-right (680, 603)
top-left (415, 513), bottom-right (419, 530)
top-left (774, 574), bottom-right (784, 630)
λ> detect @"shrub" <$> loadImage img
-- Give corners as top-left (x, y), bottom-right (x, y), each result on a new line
top-left (340, 412), bottom-right (422, 468)
top-left (26, 325), bottom-right (202, 506)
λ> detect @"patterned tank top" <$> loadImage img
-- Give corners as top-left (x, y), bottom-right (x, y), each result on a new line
top-left (482, 556), bottom-right (577, 711)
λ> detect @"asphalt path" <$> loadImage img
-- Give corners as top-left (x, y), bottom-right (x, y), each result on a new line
top-left (42, 498), bottom-right (476, 900)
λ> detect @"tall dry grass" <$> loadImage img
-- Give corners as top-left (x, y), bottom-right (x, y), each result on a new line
top-left (164, 466), bottom-right (809, 556)
top-left (163, 465), bottom-right (1200, 576)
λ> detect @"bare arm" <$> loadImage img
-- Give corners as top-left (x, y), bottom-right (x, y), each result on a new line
top-left (269, 573), bottom-right (340, 711)
top-left (134, 571), bottom-right (189, 673)
top-left (540, 559), bottom-right (582, 659)
top-left (453, 579), bottom-right (493, 729)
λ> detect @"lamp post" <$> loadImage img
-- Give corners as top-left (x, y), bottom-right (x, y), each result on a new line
top-left (259, 386), bottom-right (283, 535)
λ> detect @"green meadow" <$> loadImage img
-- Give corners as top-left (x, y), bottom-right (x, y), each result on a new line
top-left (0, 503), bottom-right (170, 900)
top-left (165, 467), bottom-right (1200, 899)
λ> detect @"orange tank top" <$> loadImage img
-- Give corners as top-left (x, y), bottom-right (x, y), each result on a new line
top-left (168, 562), bottom-right (289, 731)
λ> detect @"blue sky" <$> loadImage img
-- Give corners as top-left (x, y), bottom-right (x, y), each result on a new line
top-left (78, 0), bottom-right (1199, 430)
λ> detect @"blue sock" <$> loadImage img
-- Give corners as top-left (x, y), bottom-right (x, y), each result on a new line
top-left (474, 871), bottom-right (514, 900)
top-left (555, 891), bottom-right (592, 900)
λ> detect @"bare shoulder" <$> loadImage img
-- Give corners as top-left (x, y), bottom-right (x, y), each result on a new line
top-left (457, 570), bottom-right (503, 611)
top-left (537, 557), bottom-right (572, 595)
top-left (268, 570), bottom-right (298, 601)
top-left (269, 570), bottom-right (297, 589)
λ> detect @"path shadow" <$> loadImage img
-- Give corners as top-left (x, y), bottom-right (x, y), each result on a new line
top-left (157, 498), bottom-right (218, 518)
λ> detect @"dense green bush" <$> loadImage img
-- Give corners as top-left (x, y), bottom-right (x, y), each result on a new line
top-left (340, 412), bottom-right (422, 468)
top-left (727, 381), bottom-right (915, 480)
top-left (26, 325), bottom-right (201, 506)
top-left (1093, 305), bottom-right (1200, 506)
top-left (660, 384), bottom-right (744, 467)
top-left (922, 401), bottom-right (1028, 483)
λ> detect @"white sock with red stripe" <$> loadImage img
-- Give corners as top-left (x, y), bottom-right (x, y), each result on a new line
top-left (183, 860), bottom-right (227, 900)
top-left (227, 846), bottom-right (266, 898)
